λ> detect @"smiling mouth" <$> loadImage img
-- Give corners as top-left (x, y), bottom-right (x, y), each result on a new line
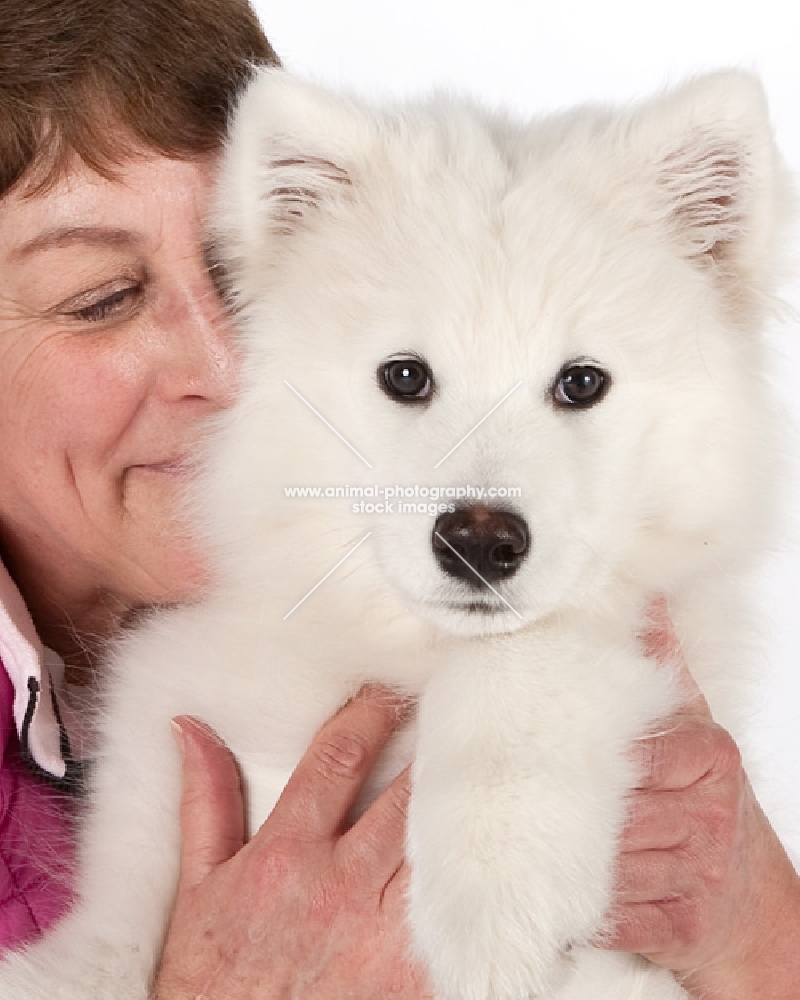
top-left (130, 459), bottom-right (189, 475)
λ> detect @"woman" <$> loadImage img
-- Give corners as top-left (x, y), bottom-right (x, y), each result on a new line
top-left (0, 1), bottom-right (797, 997)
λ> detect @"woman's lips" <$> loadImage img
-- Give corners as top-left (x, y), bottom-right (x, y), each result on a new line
top-left (130, 458), bottom-right (189, 475)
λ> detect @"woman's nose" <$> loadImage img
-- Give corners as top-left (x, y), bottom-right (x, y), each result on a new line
top-left (158, 276), bottom-right (238, 409)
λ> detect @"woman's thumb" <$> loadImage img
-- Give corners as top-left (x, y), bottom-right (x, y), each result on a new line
top-left (171, 716), bottom-right (246, 888)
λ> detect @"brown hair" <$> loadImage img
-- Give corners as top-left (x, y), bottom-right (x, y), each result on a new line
top-left (0, 0), bottom-right (280, 197)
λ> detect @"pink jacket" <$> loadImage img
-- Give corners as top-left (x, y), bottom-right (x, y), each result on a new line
top-left (0, 561), bottom-right (76, 954)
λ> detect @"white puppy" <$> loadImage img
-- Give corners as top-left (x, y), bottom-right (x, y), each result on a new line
top-left (0, 67), bottom-right (788, 999)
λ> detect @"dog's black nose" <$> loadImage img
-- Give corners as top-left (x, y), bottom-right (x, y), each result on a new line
top-left (432, 506), bottom-right (530, 587)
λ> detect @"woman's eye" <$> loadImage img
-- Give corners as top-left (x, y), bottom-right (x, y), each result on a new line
top-left (553, 364), bottom-right (610, 408)
top-left (68, 285), bottom-right (142, 323)
top-left (378, 357), bottom-right (434, 402)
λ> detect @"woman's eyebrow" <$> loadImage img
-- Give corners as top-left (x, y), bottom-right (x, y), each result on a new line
top-left (9, 226), bottom-right (141, 260)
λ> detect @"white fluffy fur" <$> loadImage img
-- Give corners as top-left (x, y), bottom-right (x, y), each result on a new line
top-left (0, 68), bottom-right (788, 999)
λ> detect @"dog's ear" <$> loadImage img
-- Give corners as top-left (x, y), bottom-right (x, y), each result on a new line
top-left (620, 71), bottom-right (789, 314)
top-left (211, 68), bottom-right (366, 286)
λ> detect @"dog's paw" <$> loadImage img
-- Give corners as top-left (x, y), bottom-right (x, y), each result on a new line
top-left (435, 947), bottom-right (575, 1000)
top-left (408, 857), bottom-right (581, 1000)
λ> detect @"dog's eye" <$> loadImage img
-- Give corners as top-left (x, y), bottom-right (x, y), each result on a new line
top-left (379, 357), bottom-right (434, 402)
top-left (553, 364), bottom-right (609, 408)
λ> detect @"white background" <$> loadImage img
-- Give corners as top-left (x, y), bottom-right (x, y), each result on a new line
top-left (252, 0), bottom-right (800, 855)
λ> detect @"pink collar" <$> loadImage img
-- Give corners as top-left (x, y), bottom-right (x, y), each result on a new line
top-left (0, 560), bottom-right (71, 781)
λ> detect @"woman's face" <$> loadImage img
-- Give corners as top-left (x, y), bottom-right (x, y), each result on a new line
top-left (0, 150), bottom-right (236, 626)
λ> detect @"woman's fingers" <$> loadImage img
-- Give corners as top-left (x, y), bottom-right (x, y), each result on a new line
top-left (620, 788), bottom-right (693, 852)
top-left (600, 901), bottom-right (685, 956)
top-left (613, 848), bottom-right (693, 905)
top-left (599, 598), bottom-right (756, 969)
top-left (159, 692), bottom-right (431, 1000)
top-left (257, 686), bottom-right (410, 846)
top-left (629, 715), bottom-right (741, 791)
top-left (336, 766), bottom-right (412, 886)
top-left (172, 715), bottom-right (247, 890)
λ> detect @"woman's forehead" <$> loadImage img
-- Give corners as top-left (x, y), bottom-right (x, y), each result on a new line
top-left (0, 153), bottom-right (218, 258)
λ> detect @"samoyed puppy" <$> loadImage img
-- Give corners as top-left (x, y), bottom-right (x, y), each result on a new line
top-left (0, 67), bottom-right (788, 1000)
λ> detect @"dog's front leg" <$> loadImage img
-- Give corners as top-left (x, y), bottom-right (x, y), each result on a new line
top-left (406, 617), bottom-right (679, 1000)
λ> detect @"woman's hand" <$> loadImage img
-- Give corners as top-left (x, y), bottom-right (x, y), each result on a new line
top-left (153, 687), bottom-right (432, 1000)
top-left (601, 600), bottom-right (800, 999)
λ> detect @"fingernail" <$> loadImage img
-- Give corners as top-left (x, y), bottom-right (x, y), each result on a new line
top-left (181, 715), bottom-right (227, 747)
top-left (170, 718), bottom-right (185, 760)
